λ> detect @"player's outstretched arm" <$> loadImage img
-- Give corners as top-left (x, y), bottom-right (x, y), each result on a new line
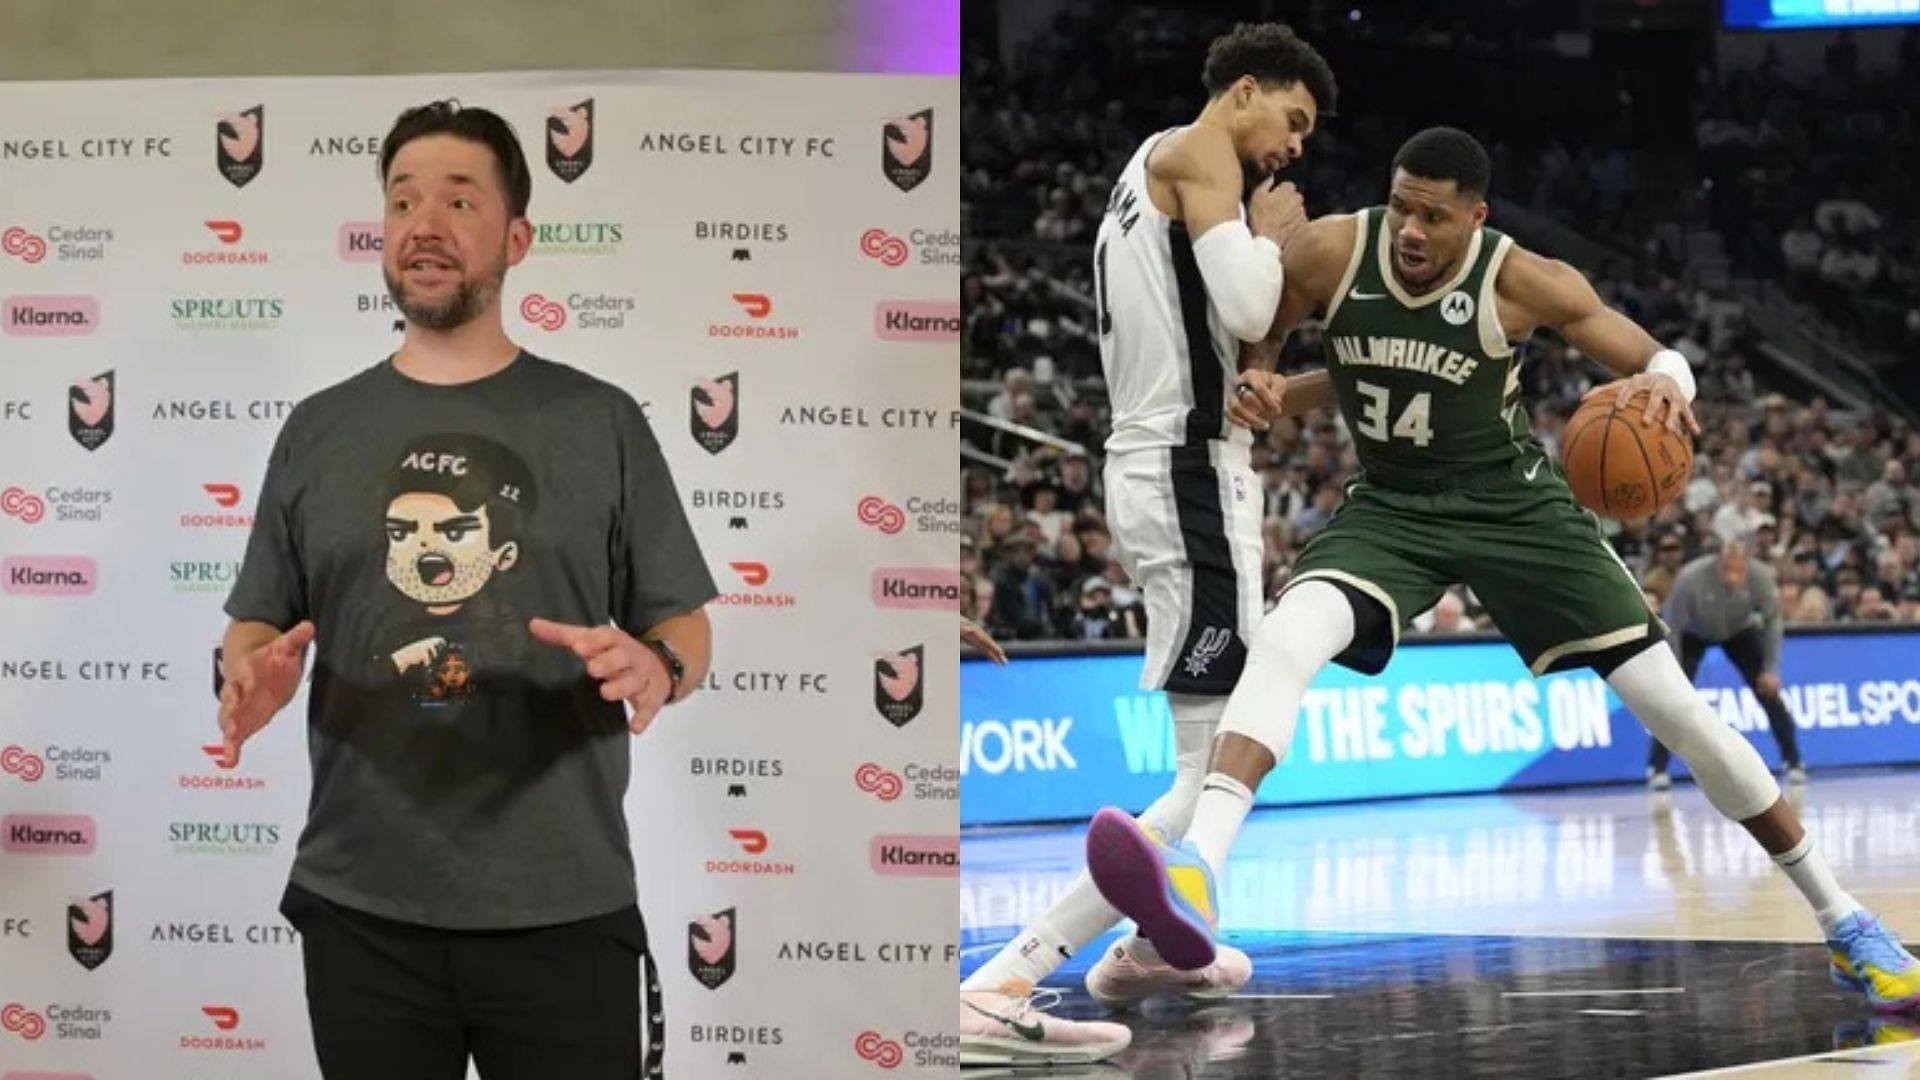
top-left (1229, 214), bottom-right (1355, 428)
top-left (1497, 247), bottom-right (1700, 437)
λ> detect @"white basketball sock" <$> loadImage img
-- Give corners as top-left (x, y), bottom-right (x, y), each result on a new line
top-left (1186, 773), bottom-right (1254, 880)
top-left (1772, 834), bottom-right (1862, 936)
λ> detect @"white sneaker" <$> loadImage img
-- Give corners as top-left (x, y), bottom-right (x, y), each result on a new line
top-left (1646, 768), bottom-right (1671, 792)
top-left (1787, 764), bottom-right (1808, 785)
top-left (1085, 935), bottom-right (1252, 1010)
top-left (959, 980), bottom-right (1132, 1066)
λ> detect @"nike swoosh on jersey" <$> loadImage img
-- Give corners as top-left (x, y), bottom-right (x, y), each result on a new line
top-left (1525, 460), bottom-right (1543, 481)
top-left (1348, 289), bottom-right (1386, 300)
top-left (964, 1000), bottom-right (1046, 1042)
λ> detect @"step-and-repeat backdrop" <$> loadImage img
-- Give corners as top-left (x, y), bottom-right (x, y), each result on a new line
top-left (0, 68), bottom-right (959, 1079)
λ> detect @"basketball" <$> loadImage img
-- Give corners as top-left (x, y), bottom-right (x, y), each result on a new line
top-left (1559, 384), bottom-right (1694, 519)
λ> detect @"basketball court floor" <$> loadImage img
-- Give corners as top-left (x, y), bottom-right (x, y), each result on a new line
top-left (960, 768), bottom-right (1920, 1078)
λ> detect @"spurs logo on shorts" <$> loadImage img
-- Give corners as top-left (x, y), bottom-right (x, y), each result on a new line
top-left (1182, 626), bottom-right (1233, 677)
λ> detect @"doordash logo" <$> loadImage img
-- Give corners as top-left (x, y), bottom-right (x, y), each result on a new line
top-left (709, 293), bottom-right (798, 341)
top-left (715, 561), bottom-right (795, 610)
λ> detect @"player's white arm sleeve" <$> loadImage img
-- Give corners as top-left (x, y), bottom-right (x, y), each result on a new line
top-left (1191, 221), bottom-right (1283, 342)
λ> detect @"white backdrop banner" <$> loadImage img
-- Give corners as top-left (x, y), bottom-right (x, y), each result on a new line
top-left (0, 67), bottom-right (959, 1080)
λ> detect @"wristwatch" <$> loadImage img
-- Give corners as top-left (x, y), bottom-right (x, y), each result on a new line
top-left (641, 636), bottom-right (685, 702)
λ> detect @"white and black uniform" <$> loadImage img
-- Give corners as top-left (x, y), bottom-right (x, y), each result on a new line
top-left (1092, 130), bottom-right (1264, 694)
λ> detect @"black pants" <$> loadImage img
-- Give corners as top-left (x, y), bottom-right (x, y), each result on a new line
top-left (1648, 627), bottom-right (1802, 771)
top-left (281, 882), bottom-right (664, 1080)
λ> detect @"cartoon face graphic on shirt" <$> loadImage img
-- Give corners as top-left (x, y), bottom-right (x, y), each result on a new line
top-left (384, 493), bottom-right (518, 610)
top-left (378, 433), bottom-right (537, 698)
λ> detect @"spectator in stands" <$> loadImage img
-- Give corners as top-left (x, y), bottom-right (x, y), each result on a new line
top-left (1069, 577), bottom-right (1144, 641)
top-left (1412, 589), bottom-right (1478, 634)
top-left (987, 536), bottom-right (1056, 641)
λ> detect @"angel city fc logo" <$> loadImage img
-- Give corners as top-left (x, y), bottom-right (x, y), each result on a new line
top-left (691, 373), bottom-right (739, 455)
top-left (688, 908), bottom-right (736, 990)
top-left (70, 370), bottom-right (113, 452)
top-left (547, 98), bottom-right (593, 183)
top-left (216, 105), bottom-right (264, 188)
top-left (882, 109), bottom-right (932, 193)
top-left (874, 645), bottom-right (924, 728)
top-left (68, 889), bottom-right (112, 970)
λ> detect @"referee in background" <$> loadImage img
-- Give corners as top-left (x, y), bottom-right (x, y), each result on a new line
top-left (1648, 539), bottom-right (1807, 789)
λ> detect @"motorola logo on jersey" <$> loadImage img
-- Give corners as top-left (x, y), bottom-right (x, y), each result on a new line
top-left (710, 293), bottom-right (799, 341)
top-left (695, 220), bottom-right (789, 261)
top-left (530, 222), bottom-right (623, 256)
top-left (875, 646), bottom-right (924, 727)
top-left (168, 821), bottom-right (281, 856)
top-left (708, 829), bottom-right (795, 876)
top-left (0, 132), bottom-right (173, 162)
top-left (149, 920), bottom-right (298, 947)
top-left (169, 560), bottom-right (242, 594)
top-left (2, 744), bottom-right (108, 782)
top-left (215, 106), bottom-right (264, 188)
top-left (67, 891), bottom-right (111, 971)
top-left (69, 371), bottom-right (112, 451)
top-left (170, 297), bottom-right (284, 332)
top-left (875, 300), bottom-right (961, 343)
top-left (3, 224), bottom-right (113, 263)
top-left (856, 761), bottom-right (957, 802)
top-left (150, 398), bottom-right (296, 423)
top-left (693, 668), bottom-right (827, 695)
top-left (0, 659), bottom-right (165, 682)
top-left (184, 1005), bottom-right (265, 1052)
top-left (870, 835), bottom-right (961, 878)
top-left (547, 99), bottom-right (593, 183)
top-left (692, 373), bottom-right (740, 455)
top-left (183, 484), bottom-right (252, 529)
top-left (183, 220), bottom-right (268, 266)
top-left (2, 486), bottom-right (112, 525)
top-left (2, 814), bottom-right (97, 855)
top-left (638, 131), bottom-right (836, 158)
top-left (882, 109), bottom-right (933, 193)
top-left (519, 292), bottom-right (633, 332)
top-left (3, 295), bottom-right (99, 337)
top-left (715, 561), bottom-right (796, 610)
top-left (339, 221), bottom-right (382, 261)
top-left (3, 557), bottom-right (97, 597)
top-left (689, 908), bottom-right (737, 990)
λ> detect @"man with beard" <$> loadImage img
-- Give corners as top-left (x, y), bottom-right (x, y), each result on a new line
top-left (215, 101), bottom-right (715, 1079)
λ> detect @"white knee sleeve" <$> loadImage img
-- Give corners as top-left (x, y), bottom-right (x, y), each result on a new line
top-left (1216, 579), bottom-right (1355, 762)
top-left (1135, 694), bottom-right (1221, 842)
top-left (1608, 644), bottom-right (1780, 821)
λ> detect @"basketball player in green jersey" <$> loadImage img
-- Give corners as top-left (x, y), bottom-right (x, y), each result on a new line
top-left (1085, 127), bottom-right (1920, 1012)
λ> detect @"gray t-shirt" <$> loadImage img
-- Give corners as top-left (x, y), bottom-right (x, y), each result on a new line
top-left (225, 353), bottom-right (717, 929)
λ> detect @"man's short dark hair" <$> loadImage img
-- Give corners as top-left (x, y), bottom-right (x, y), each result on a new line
top-left (379, 101), bottom-right (533, 219)
top-left (1392, 127), bottom-right (1492, 199)
top-left (1201, 23), bottom-right (1338, 117)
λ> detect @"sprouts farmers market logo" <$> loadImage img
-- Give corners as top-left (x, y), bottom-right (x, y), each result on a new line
top-left (530, 221), bottom-right (623, 256)
top-left (3, 744), bottom-right (111, 783)
top-left (169, 560), bottom-right (241, 595)
top-left (2, 1001), bottom-right (114, 1042)
top-left (518, 292), bottom-right (633, 332)
top-left (4, 223), bottom-right (115, 263)
top-left (170, 296), bottom-right (282, 332)
top-left (168, 821), bottom-right (281, 857)
top-left (3, 295), bottom-right (99, 337)
top-left (2, 556), bottom-right (97, 597)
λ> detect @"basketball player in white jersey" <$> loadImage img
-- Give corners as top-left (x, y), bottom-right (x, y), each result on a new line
top-left (960, 23), bottom-right (1338, 1067)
